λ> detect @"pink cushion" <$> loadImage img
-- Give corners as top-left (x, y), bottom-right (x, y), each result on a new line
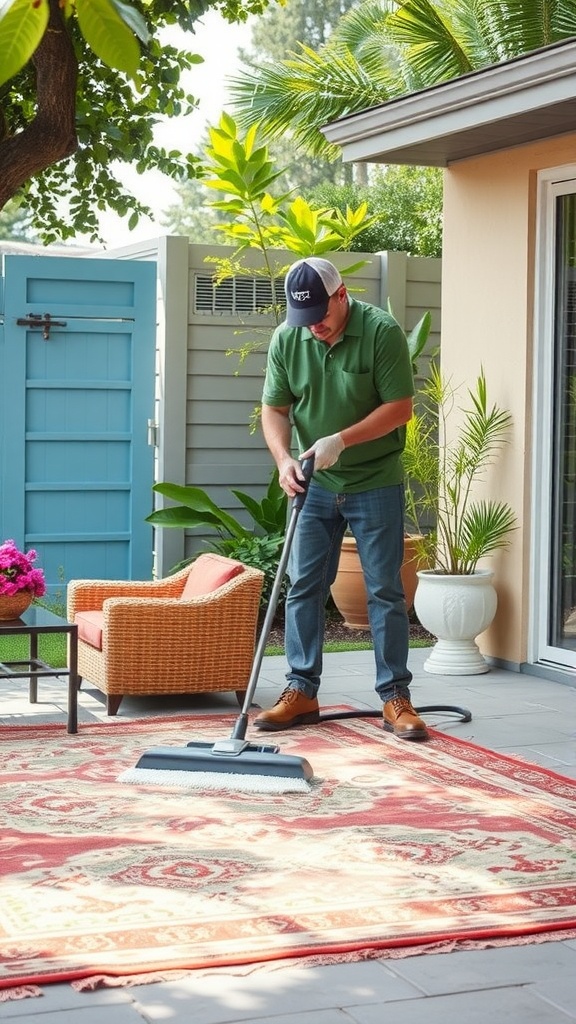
top-left (76, 610), bottom-right (104, 650)
top-left (180, 554), bottom-right (245, 599)
top-left (75, 557), bottom-right (246, 650)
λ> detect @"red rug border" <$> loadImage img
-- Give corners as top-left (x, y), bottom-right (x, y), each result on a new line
top-left (1, 708), bottom-right (575, 790)
top-left (4, 919), bottom-right (576, 993)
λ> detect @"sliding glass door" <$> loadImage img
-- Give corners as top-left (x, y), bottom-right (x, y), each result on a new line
top-left (550, 193), bottom-right (576, 656)
top-left (533, 174), bottom-right (576, 672)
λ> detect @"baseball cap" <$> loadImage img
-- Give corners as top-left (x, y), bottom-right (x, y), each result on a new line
top-left (284, 258), bottom-right (343, 327)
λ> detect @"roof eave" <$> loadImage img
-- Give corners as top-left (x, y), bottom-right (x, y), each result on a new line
top-left (321, 38), bottom-right (576, 166)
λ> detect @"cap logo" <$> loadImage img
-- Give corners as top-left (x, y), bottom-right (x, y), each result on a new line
top-left (291, 289), bottom-right (311, 302)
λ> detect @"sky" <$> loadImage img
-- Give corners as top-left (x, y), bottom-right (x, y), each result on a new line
top-left (86, 13), bottom-right (254, 250)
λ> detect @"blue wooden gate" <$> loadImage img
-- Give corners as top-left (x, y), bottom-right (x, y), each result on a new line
top-left (0, 255), bottom-right (157, 596)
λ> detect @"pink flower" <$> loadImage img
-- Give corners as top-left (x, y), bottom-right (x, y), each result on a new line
top-left (0, 539), bottom-right (46, 598)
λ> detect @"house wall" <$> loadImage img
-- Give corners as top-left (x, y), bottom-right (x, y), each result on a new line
top-left (442, 131), bottom-right (576, 666)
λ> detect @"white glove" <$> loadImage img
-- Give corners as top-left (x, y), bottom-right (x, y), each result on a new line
top-left (303, 433), bottom-right (345, 471)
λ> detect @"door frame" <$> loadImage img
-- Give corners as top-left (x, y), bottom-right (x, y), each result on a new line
top-left (530, 163), bottom-right (576, 673)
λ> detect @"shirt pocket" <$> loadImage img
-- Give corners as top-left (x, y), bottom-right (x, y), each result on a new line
top-left (332, 368), bottom-right (378, 408)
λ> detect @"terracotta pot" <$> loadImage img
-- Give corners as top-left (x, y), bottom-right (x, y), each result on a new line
top-left (0, 591), bottom-right (33, 620)
top-left (330, 535), bottom-right (424, 630)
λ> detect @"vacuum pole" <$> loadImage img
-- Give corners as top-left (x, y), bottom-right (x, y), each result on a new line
top-left (229, 456), bottom-right (315, 742)
top-left (128, 456), bottom-right (316, 786)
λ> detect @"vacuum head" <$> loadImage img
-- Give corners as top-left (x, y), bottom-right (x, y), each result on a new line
top-left (118, 739), bottom-right (314, 793)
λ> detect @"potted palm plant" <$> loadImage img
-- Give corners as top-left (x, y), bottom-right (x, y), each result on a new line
top-left (403, 364), bottom-right (517, 674)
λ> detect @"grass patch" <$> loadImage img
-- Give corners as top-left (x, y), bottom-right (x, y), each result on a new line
top-left (263, 640), bottom-right (374, 656)
top-left (0, 634), bottom-right (68, 668)
top-left (264, 638), bottom-right (431, 656)
top-left (0, 634), bottom-right (431, 669)
top-left (0, 595), bottom-right (70, 667)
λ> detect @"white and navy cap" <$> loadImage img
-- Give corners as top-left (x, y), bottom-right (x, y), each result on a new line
top-left (284, 258), bottom-right (343, 327)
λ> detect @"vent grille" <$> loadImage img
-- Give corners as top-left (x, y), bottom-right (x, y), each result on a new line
top-left (194, 274), bottom-right (285, 316)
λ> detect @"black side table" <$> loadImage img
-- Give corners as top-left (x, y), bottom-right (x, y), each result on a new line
top-left (0, 605), bottom-right (78, 733)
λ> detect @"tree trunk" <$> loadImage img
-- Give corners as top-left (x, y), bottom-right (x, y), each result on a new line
top-left (354, 162), bottom-right (369, 186)
top-left (0, 0), bottom-right (78, 211)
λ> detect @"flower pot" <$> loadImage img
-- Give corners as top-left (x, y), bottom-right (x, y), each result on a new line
top-left (414, 569), bottom-right (498, 675)
top-left (0, 591), bottom-right (34, 620)
top-left (330, 536), bottom-right (369, 629)
top-left (330, 534), bottom-right (424, 630)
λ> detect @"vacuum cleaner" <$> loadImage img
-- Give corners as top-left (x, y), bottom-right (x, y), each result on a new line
top-left (122, 454), bottom-right (471, 792)
top-left (125, 456), bottom-right (317, 791)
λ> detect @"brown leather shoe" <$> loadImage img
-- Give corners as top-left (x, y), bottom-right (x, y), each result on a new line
top-left (383, 696), bottom-right (429, 741)
top-left (254, 688), bottom-right (320, 731)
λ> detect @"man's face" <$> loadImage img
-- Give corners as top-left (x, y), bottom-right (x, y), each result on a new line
top-left (308, 286), bottom-right (349, 344)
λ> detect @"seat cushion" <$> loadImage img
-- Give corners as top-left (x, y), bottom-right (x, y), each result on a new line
top-left (181, 553), bottom-right (245, 599)
top-left (76, 610), bottom-right (104, 650)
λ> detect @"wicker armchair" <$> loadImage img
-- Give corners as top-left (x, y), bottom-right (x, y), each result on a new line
top-left (67, 554), bottom-right (264, 715)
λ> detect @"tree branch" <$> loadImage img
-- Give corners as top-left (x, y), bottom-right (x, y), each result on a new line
top-left (0, 0), bottom-right (78, 209)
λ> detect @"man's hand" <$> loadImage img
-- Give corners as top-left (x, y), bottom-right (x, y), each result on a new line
top-left (277, 457), bottom-right (309, 498)
top-left (301, 433), bottom-right (344, 471)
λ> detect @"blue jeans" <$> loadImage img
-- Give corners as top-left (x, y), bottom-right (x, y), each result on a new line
top-left (284, 481), bottom-right (413, 704)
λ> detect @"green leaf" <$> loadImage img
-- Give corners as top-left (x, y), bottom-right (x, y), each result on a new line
top-left (406, 310), bottom-right (432, 371)
top-left (338, 260), bottom-right (371, 276)
top-left (219, 110), bottom-right (237, 137)
top-left (258, 496), bottom-right (288, 532)
top-left (209, 199), bottom-right (246, 214)
top-left (146, 506), bottom-right (223, 530)
top-left (109, 0), bottom-right (149, 44)
top-left (0, 0), bottom-right (49, 88)
top-left (459, 501), bottom-right (517, 572)
top-left (76, 0), bottom-right (140, 77)
top-left (231, 490), bottom-right (268, 530)
top-left (151, 483), bottom-right (248, 538)
top-left (231, 480), bottom-right (287, 534)
top-left (260, 193), bottom-right (281, 214)
top-left (244, 122), bottom-right (259, 158)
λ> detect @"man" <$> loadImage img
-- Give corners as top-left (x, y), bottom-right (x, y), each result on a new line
top-left (254, 256), bottom-right (429, 741)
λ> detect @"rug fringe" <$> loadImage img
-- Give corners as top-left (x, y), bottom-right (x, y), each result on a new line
top-left (0, 985), bottom-right (43, 1001)
top-left (117, 766), bottom-right (313, 794)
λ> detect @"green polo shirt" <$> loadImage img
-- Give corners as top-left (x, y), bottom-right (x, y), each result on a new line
top-left (262, 297), bottom-right (414, 493)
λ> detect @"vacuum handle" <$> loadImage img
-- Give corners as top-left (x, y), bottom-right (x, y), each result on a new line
top-left (292, 455), bottom-right (315, 511)
top-left (231, 454), bottom-right (315, 740)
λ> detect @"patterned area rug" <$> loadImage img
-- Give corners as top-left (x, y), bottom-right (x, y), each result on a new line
top-left (1, 713), bottom-right (576, 991)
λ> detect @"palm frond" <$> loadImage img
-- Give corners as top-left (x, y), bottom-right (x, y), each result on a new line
top-left (229, 44), bottom-right (393, 157)
top-left (457, 501), bottom-right (518, 574)
top-left (555, 0), bottom-right (576, 39)
top-left (330, 0), bottom-right (408, 85)
top-left (456, 371), bottom-right (513, 472)
top-left (477, 0), bottom-right (576, 59)
top-left (385, 0), bottom-right (474, 83)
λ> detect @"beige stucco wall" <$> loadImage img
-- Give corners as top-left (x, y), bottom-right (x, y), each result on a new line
top-left (442, 132), bottom-right (576, 666)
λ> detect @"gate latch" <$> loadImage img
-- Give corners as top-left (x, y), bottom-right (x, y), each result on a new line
top-left (16, 313), bottom-right (67, 340)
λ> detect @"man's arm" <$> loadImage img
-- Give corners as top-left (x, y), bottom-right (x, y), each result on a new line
top-left (261, 404), bottom-right (307, 497)
top-left (340, 396), bottom-right (413, 448)
top-left (300, 396), bottom-right (413, 470)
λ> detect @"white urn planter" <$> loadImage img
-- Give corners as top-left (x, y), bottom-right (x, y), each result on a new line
top-left (414, 569), bottom-right (498, 675)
